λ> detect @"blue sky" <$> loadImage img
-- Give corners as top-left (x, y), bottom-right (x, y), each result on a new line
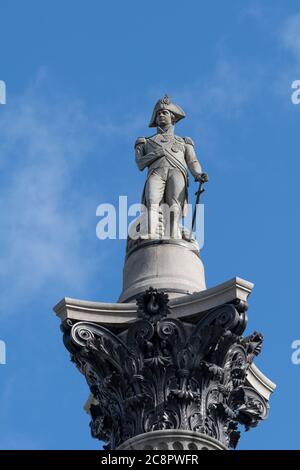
top-left (0, 0), bottom-right (300, 450)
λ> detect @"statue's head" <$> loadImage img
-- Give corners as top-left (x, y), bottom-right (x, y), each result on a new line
top-left (156, 108), bottom-right (174, 128)
top-left (149, 95), bottom-right (186, 128)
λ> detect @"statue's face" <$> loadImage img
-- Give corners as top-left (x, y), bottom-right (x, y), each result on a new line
top-left (156, 109), bottom-right (173, 127)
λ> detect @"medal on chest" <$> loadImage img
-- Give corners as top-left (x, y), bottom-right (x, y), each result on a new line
top-left (171, 139), bottom-right (184, 153)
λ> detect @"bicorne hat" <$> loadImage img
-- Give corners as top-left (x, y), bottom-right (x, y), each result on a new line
top-left (148, 95), bottom-right (186, 128)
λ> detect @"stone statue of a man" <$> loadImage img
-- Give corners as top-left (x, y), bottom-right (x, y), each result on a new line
top-left (135, 95), bottom-right (208, 239)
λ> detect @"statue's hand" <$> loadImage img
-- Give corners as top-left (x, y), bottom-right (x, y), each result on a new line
top-left (195, 172), bottom-right (209, 183)
top-left (153, 147), bottom-right (165, 158)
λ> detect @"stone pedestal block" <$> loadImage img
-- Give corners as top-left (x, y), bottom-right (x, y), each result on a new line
top-left (119, 239), bottom-right (206, 303)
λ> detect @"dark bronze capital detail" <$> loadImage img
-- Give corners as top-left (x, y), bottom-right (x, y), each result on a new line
top-left (61, 289), bottom-right (267, 450)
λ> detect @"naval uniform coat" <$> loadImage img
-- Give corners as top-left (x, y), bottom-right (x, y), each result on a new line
top-left (135, 130), bottom-right (202, 213)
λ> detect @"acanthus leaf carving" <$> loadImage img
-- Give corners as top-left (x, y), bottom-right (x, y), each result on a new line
top-left (61, 289), bottom-right (267, 450)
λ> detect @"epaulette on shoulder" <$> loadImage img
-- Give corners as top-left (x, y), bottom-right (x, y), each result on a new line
top-left (183, 136), bottom-right (195, 146)
top-left (135, 137), bottom-right (146, 147)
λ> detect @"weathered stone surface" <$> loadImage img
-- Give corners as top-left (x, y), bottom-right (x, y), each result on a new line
top-left (135, 95), bottom-right (208, 240)
top-left (119, 239), bottom-right (206, 303)
top-left (117, 429), bottom-right (227, 450)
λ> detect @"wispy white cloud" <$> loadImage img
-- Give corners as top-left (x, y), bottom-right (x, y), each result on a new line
top-left (172, 8), bottom-right (300, 125)
top-left (282, 13), bottom-right (300, 63)
top-left (239, 3), bottom-right (281, 29)
top-left (176, 59), bottom-right (258, 120)
top-left (269, 12), bottom-right (300, 100)
top-left (97, 114), bottom-right (145, 136)
top-left (0, 77), bottom-right (103, 316)
top-left (165, 57), bottom-right (266, 175)
top-left (0, 69), bottom-right (153, 319)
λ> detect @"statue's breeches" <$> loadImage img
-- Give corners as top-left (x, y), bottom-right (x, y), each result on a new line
top-left (145, 167), bottom-right (186, 208)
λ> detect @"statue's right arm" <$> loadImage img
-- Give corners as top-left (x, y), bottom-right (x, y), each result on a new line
top-left (135, 137), bottom-right (161, 171)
